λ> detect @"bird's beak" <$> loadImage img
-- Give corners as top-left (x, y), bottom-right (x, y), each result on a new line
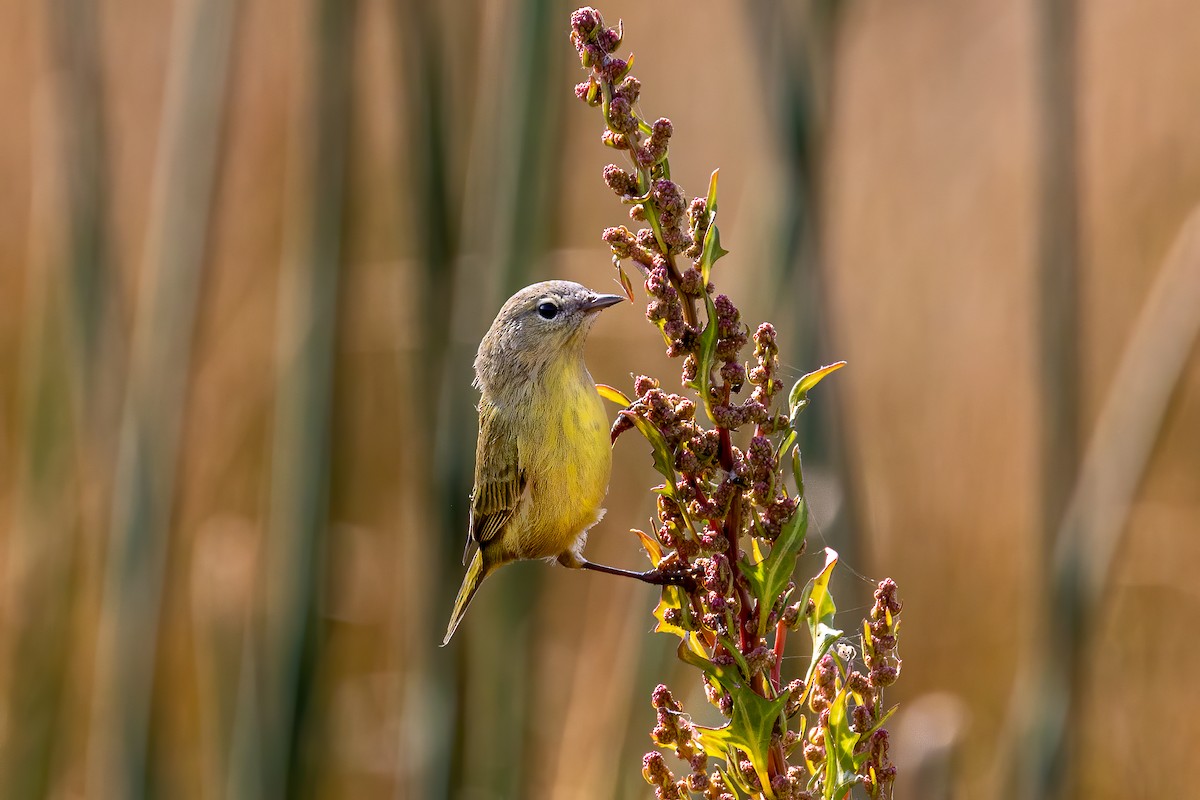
top-left (581, 293), bottom-right (625, 313)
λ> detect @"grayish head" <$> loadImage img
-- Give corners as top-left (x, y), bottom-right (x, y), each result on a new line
top-left (474, 280), bottom-right (624, 393)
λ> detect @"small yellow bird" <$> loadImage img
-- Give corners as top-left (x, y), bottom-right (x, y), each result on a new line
top-left (443, 280), bottom-right (625, 645)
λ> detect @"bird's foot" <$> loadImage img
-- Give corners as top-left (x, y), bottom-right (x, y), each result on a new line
top-left (580, 559), bottom-right (700, 591)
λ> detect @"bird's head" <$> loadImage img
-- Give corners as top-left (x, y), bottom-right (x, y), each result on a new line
top-left (474, 280), bottom-right (624, 391)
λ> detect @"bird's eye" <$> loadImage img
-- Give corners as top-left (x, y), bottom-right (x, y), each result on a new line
top-left (536, 301), bottom-right (559, 320)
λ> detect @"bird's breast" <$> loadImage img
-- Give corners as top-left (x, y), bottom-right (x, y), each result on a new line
top-left (515, 365), bottom-right (611, 555)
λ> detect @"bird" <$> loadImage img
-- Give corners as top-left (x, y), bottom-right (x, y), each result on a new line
top-left (442, 280), bottom-right (625, 645)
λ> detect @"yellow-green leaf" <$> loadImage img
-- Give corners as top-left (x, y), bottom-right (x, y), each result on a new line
top-left (633, 528), bottom-right (662, 565)
top-left (700, 223), bottom-right (729, 281)
top-left (792, 446), bottom-right (805, 498)
top-left (788, 361), bottom-right (846, 424)
top-left (653, 586), bottom-right (690, 638)
top-left (741, 499), bottom-right (810, 636)
top-left (699, 169), bottom-right (727, 283)
top-left (799, 549), bottom-right (843, 684)
top-left (705, 168), bottom-right (720, 215)
top-left (692, 291), bottom-right (720, 420)
top-left (596, 383), bottom-right (631, 405)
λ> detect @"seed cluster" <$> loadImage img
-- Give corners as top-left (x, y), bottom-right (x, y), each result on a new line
top-left (570, 8), bottom-right (902, 799)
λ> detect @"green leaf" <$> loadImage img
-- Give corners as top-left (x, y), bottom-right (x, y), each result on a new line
top-left (699, 169), bottom-right (727, 283)
top-left (675, 633), bottom-right (732, 681)
top-left (692, 291), bottom-right (720, 420)
top-left (799, 549), bottom-right (843, 684)
top-left (788, 361), bottom-right (846, 424)
top-left (810, 622), bottom-right (844, 681)
top-left (715, 634), bottom-right (753, 683)
top-left (806, 548), bottom-right (838, 626)
top-left (825, 687), bottom-right (865, 794)
top-left (700, 222), bottom-right (729, 282)
top-left (645, 200), bottom-right (670, 254)
top-left (792, 446), bottom-right (805, 498)
top-left (705, 168), bottom-right (720, 214)
top-left (618, 409), bottom-right (676, 482)
top-left (741, 500), bottom-right (810, 636)
top-left (676, 630), bottom-right (788, 798)
top-left (775, 429), bottom-right (798, 467)
top-left (719, 764), bottom-right (754, 798)
top-left (862, 704), bottom-right (899, 740)
top-left (694, 683), bottom-right (790, 800)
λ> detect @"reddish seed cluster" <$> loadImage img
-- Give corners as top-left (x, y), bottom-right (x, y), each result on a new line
top-left (772, 771), bottom-right (818, 800)
top-left (859, 579), bottom-right (903, 796)
top-left (865, 579), bottom-right (902, 691)
top-left (644, 686), bottom-right (713, 799)
top-left (686, 197), bottom-right (709, 259)
top-left (750, 323), bottom-right (785, 421)
top-left (571, 7), bottom-right (902, 798)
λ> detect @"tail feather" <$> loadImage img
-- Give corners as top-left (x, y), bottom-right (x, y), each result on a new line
top-left (442, 548), bottom-right (491, 646)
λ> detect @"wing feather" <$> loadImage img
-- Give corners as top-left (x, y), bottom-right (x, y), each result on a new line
top-left (464, 404), bottom-right (525, 561)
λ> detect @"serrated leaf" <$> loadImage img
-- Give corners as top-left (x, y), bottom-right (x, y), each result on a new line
top-left (676, 628), bottom-right (787, 798)
top-left (618, 409), bottom-right (677, 482)
top-left (741, 500), bottom-right (810, 636)
top-left (788, 361), bottom-right (846, 423)
top-left (596, 383), bottom-right (631, 406)
top-left (694, 682), bottom-right (790, 800)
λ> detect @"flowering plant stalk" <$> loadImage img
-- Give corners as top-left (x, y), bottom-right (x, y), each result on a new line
top-left (569, 9), bottom-right (903, 799)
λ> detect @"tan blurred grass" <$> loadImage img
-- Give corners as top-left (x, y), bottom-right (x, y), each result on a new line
top-left (0, 0), bottom-right (1197, 798)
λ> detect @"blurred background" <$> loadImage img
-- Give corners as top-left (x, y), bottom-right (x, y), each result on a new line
top-left (1, 0), bottom-right (1198, 798)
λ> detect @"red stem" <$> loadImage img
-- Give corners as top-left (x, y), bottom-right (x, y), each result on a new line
top-left (724, 491), bottom-right (750, 655)
top-left (771, 621), bottom-right (787, 692)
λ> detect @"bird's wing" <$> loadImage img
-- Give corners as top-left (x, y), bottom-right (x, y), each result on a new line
top-left (466, 406), bottom-right (526, 557)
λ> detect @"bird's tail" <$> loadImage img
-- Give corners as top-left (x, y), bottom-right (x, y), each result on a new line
top-left (442, 548), bottom-right (492, 646)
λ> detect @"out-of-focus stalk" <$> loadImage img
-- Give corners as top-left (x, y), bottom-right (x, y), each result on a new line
top-left (1009, 1), bottom-right (1081, 797)
top-left (390, 0), bottom-right (567, 796)
top-left (85, 0), bottom-right (238, 797)
top-left (1036, 0), bottom-right (1082, 546)
top-left (390, 1), bottom-right (465, 797)
top-left (1, 0), bottom-right (116, 795)
top-left (252, 0), bottom-right (354, 796)
top-left (44, 0), bottom-right (122, 408)
top-left (1005, 207), bottom-right (1200, 798)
